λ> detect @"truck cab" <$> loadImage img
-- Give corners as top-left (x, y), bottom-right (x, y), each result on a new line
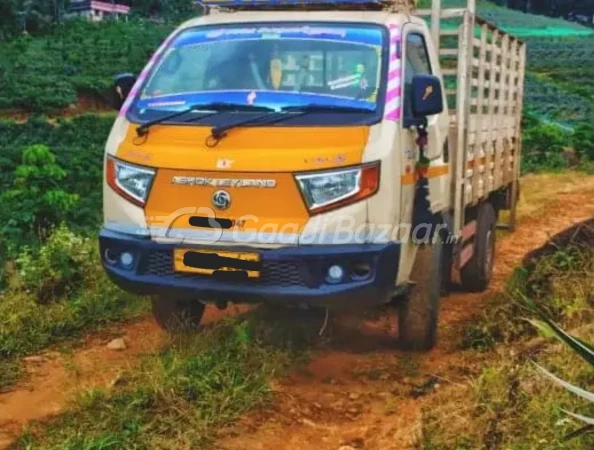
top-left (100, 0), bottom-right (525, 351)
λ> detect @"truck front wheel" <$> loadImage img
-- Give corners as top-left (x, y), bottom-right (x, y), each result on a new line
top-left (398, 237), bottom-right (443, 352)
top-left (151, 295), bottom-right (205, 331)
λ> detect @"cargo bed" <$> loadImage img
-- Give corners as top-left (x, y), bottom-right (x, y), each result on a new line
top-left (419, 0), bottom-right (526, 234)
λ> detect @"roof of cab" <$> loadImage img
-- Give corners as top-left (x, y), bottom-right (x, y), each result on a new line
top-left (178, 10), bottom-right (400, 29)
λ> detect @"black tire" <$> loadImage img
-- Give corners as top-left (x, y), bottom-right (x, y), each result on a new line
top-left (398, 236), bottom-right (443, 352)
top-left (151, 295), bottom-right (206, 331)
top-left (460, 202), bottom-right (497, 293)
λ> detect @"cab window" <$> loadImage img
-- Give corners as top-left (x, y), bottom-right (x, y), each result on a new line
top-left (131, 23), bottom-right (388, 127)
top-left (142, 29), bottom-right (383, 105)
top-left (403, 32), bottom-right (432, 118)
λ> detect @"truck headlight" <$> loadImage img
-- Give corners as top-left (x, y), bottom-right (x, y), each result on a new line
top-left (106, 156), bottom-right (156, 207)
top-left (295, 162), bottom-right (380, 214)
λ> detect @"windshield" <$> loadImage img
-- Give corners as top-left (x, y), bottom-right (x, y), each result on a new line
top-left (129, 23), bottom-right (387, 122)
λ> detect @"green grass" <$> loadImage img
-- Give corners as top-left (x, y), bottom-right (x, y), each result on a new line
top-left (423, 224), bottom-right (594, 449)
top-left (423, 333), bottom-right (594, 450)
top-left (0, 277), bottom-right (147, 356)
top-left (13, 310), bottom-right (317, 450)
top-left (462, 228), bottom-right (594, 352)
top-left (0, 358), bottom-right (23, 392)
top-left (0, 227), bottom-right (148, 389)
top-left (0, 284), bottom-right (147, 389)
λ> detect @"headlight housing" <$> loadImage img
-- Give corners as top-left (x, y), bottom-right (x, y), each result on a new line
top-left (295, 162), bottom-right (380, 214)
top-left (106, 156), bottom-right (156, 207)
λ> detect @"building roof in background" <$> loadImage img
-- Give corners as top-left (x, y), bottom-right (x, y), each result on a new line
top-left (69, 0), bottom-right (130, 14)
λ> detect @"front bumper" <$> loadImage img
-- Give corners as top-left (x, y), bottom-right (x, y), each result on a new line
top-left (99, 229), bottom-right (400, 309)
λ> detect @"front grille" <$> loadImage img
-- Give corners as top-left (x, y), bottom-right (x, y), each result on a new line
top-left (145, 251), bottom-right (174, 277)
top-left (144, 250), bottom-right (306, 287)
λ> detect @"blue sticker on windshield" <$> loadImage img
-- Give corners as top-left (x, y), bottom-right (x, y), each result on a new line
top-left (146, 100), bottom-right (187, 108)
top-left (174, 25), bottom-right (382, 47)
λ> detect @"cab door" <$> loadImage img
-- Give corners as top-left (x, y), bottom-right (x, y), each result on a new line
top-left (399, 25), bottom-right (451, 222)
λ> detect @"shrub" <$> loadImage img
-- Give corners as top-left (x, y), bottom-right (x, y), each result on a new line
top-left (0, 116), bottom-right (112, 285)
top-left (0, 224), bottom-right (146, 375)
top-left (15, 225), bottom-right (96, 302)
top-left (523, 122), bottom-right (569, 172)
top-left (0, 115), bottom-right (114, 235)
top-left (522, 108), bottom-right (541, 130)
top-left (572, 121), bottom-right (594, 161)
top-left (462, 242), bottom-right (594, 351)
top-left (0, 144), bottom-right (78, 245)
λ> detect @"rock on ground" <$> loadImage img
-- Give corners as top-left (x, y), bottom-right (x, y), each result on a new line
top-left (106, 338), bottom-right (126, 351)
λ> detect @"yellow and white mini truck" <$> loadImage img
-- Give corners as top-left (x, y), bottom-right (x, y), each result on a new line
top-left (100, 0), bottom-right (526, 350)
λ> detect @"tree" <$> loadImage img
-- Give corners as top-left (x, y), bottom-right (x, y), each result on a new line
top-left (128, 0), bottom-right (196, 20)
top-left (0, 144), bottom-right (79, 244)
top-left (0, 0), bottom-right (19, 38)
top-left (0, 0), bottom-right (64, 39)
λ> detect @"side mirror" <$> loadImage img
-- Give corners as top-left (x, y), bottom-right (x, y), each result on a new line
top-left (410, 74), bottom-right (444, 124)
top-left (113, 73), bottom-right (137, 110)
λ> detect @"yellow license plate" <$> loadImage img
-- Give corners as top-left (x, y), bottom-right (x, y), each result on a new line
top-left (173, 249), bottom-right (261, 278)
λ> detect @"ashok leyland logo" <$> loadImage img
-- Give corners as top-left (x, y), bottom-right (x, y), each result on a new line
top-left (212, 190), bottom-right (231, 210)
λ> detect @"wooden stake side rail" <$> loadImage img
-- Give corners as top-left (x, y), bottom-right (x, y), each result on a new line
top-left (417, 0), bottom-right (525, 233)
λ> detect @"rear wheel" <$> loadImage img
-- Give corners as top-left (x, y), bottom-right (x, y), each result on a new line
top-left (398, 236), bottom-right (443, 352)
top-left (460, 202), bottom-right (497, 292)
top-left (151, 295), bottom-right (205, 331)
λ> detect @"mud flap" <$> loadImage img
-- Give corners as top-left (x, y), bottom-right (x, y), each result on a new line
top-left (412, 178), bottom-right (439, 242)
top-left (412, 179), bottom-right (454, 293)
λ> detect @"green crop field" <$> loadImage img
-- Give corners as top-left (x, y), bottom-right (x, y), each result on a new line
top-left (0, 20), bottom-right (172, 111)
top-left (418, 1), bottom-right (594, 127)
top-left (478, 5), bottom-right (594, 37)
top-left (524, 74), bottom-right (593, 126)
top-left (526, 37), bottom-right (594, 69)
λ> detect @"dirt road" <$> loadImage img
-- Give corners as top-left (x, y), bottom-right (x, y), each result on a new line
top-left (2, 173), bottom-right (594, 450)
top-left (217, 173), bottom-right (594, 450)
top-left (0, 307), bottom-right (243, 449)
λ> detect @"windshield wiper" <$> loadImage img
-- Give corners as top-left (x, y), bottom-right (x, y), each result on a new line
top-left (209, 108), bottom-right (298, 142)
top-left (207, 103), bottom-right (374, 146)
top-left (281, 103), bottom-right (375, 114)
top-left (136, 102), bottom-right (274, 137)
